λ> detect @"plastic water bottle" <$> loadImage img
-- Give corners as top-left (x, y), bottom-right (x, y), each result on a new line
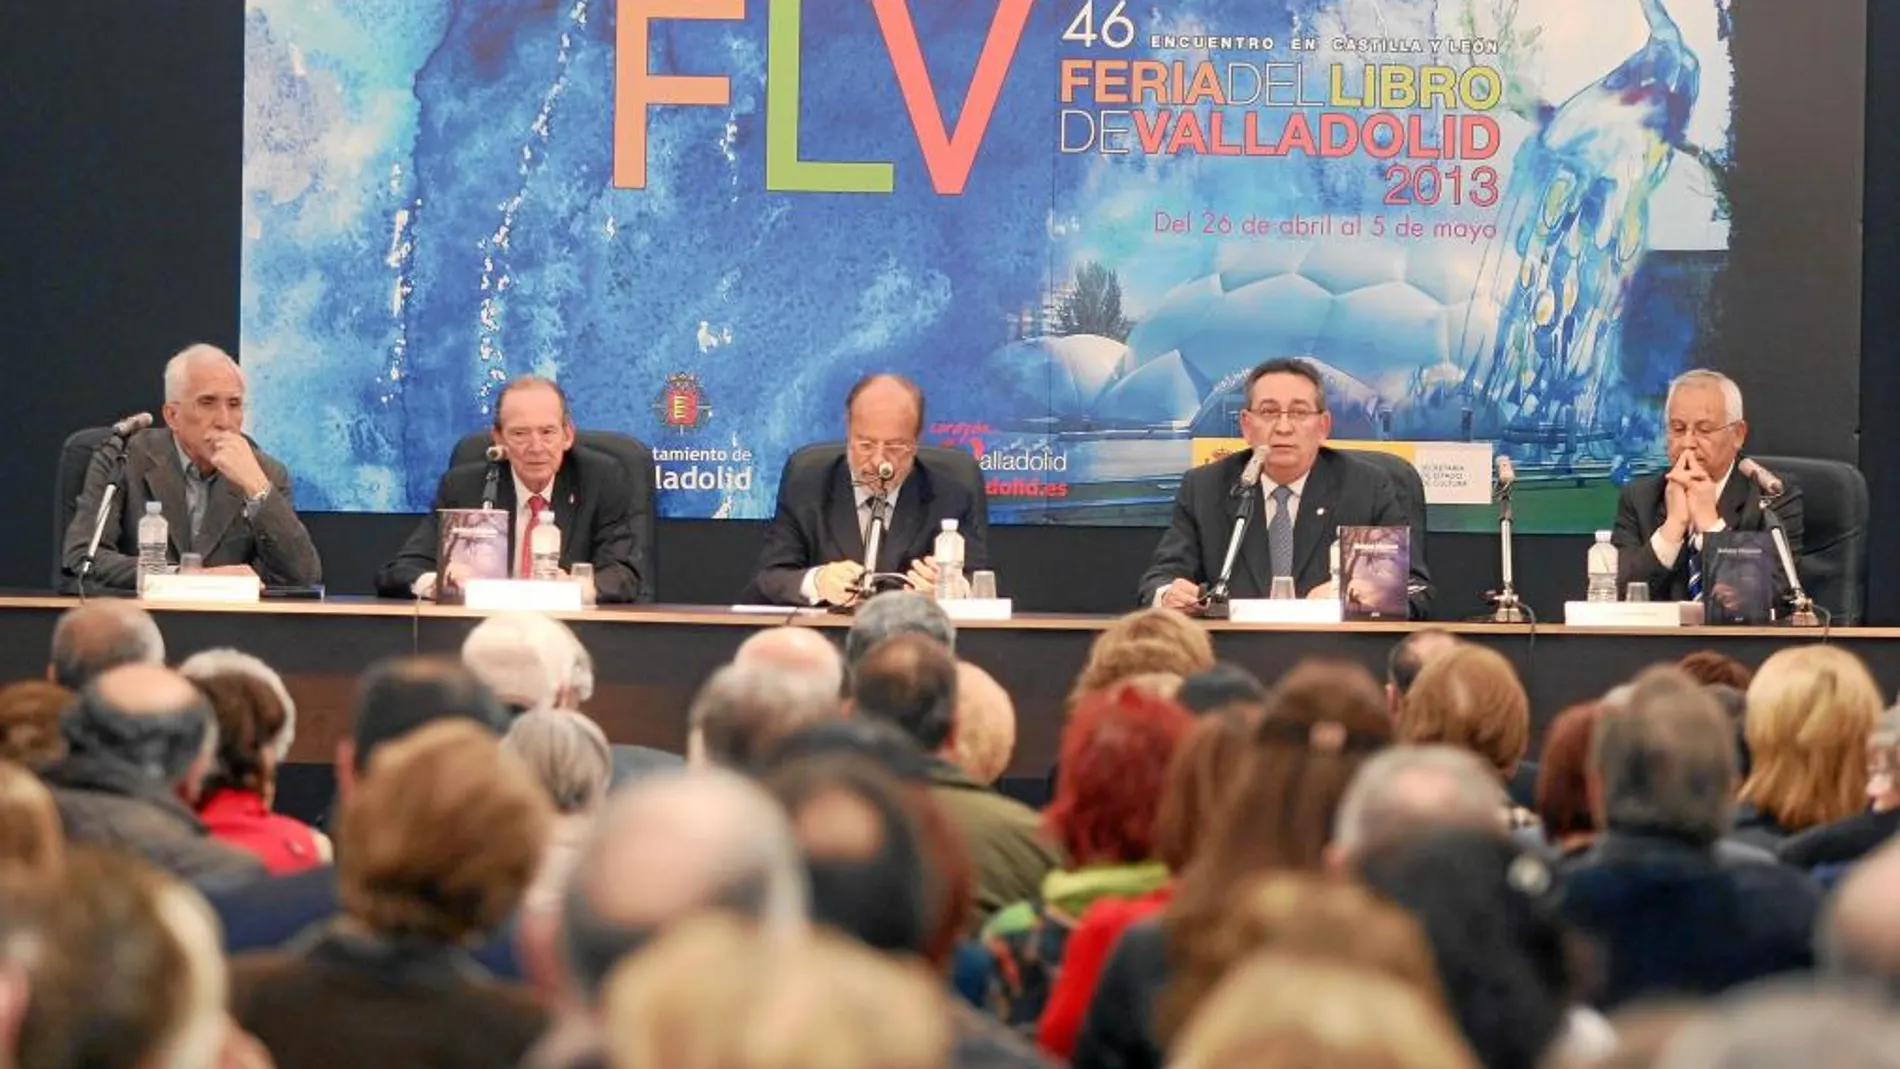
top-left (529, 510), bottom-right (562, 581)
top-left (136, 502), bottom-right (168, 594)
top-left (1586, 530), bottom-right (1618, 603)
top-left (934, 519), bottom-right (965, 600)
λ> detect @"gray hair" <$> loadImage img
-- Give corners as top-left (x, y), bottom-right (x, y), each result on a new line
top-left (460, 613), bottom-right (586, 712)
top-left (177, 648), bottom-right (296, 762)
top-left (844, 591), bottom-right (955, 666)
top-left (1666, 369), bottom-right (1745, 425)
top-left (687, 663), bottom-right (841, 769)
top-left (1656, 985), bottom-right (1900, 1069)
top-left (1333, 744), bottom-right (1506, 855)
top-left (1592, 667), bottom-right (1736, 844)
top-left (163, 343), bottom-right (241, 403)
top-left (503, 708), bottom-right (612, 815)
top-left (49, 603), bottom-right (166, 690)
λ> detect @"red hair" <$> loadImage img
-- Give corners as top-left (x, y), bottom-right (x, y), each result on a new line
top-left (1046, 684), bottom-right (1194, 865)
top-left (1535, 701), bottom-right (1604, 840)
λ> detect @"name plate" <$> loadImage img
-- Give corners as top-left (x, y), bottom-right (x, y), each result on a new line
top-left (940, 598), bottom-right (1013, 622)
top-left (141, 574), bottom-right (262, 604)
top-left (1563, 601), bottom-right (1683, 628)
top-left (1228, 599), bottom-right (1345, 625)
top-left (463, 579), bottom-right (584, 612)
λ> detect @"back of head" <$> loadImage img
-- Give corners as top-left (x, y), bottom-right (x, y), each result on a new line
top-left (1592, 666), bottom-right (1736, 844)
top-left (1398, 645), bottom-right (1530, 778)
top-left (1333, 745), bottom-right (1506, 859)
top-left (1677, 650), bottom-right (1754, 691)
top-left (765, 755), bottom-right (929, 956)
top-left (1072, 609), bottom-right (1216, 698)
top-left (1177, 663), bottom-right (1266, 715)
top-left (504, 708), bottom-right (614, 815)
top-left (946, 660), bottom-right (1015, 785)
top-left (178, 648), bottom-right (297, 760)
top-left (1153, 705), bottom-right (1259, 871)
top-left (1357, 829), bottom-right (1580, 1069)
top-left (844, 591), bottom-right (955, 666)
top-left (64, 663), bottom-right (211, 788)
top-left (0, 681), bottom-right (72, 769)
top-left (1386, 628), bottom-right (1459, 696)
top-left (351, 657), bottom-right (510, 772)
top-left (734, 627), bottom-right (845, 697)
top-left (339, 719), bottom-right (552, 944)
top-left (18, 848), bottom-right (228, 1069)
top-left (604, 916), bottom-right (951, 1069)
top-left (1047, 684), bottom-right (1195, 866)
top-left (0, 760), bottom-right (63, 877)
top-left (689, 661), bottom-right (842, 770)
top-left (191, 671), bottom-right (288, 796)
top-left (1741, 644), bottom-right (1881, 832)
top-left (49, 602), bottom-right (165, 690)
top-left (760, 717), bottom-right (931, 783)
top-left (849, 634), bottom-right (958, 753)
top-left (461, 613), bottom-right (582, 713)
top-left (562, 768), bottom-right (807, 1002)
top-left (1171, 954), bottom-right (1480, 1069)
top-left (1820, 835), bottom-right (1900, 986)
top-left (1536, 702), bottom-right (1607, 843)
top-left (1655, 986), bottom-right (1900, 1069)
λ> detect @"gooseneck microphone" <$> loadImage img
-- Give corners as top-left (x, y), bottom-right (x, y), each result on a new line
top-left (111, 412), bottom-right (154, 438)
top-left (854, 460), bottom-right (898, 603)
top-left (77, 413), bottom-right (153, 599)
top-left (1487, 454), bottom-right (1527, 623)
top-left (481, 444), bottom-right (504, 510)
top-left (1738, 458), bottom-right (1815, 626)
top-left (1202, 451), bottom-right (1266, 618)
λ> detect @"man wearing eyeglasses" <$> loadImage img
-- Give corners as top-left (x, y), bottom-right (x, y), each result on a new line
top-left (745, 373), bottom-right (990, 606)
top-left (1138, 357), bottom-right (1432, 617)
top-left (376, 375), bottom-right (644, 601)
top-left (1612, 369), bottom-right (1803, 602)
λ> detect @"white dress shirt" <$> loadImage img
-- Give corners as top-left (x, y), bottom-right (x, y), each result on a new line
top-left (801, 482), bottom-right (904, 604)
top-left (512, 471), bottom-right (558, 575)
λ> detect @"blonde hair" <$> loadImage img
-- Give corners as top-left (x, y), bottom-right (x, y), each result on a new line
top-left (1172, 954), bottom-right (1480, 1069)
top-left (947, 661), bottom-right (1015, 785)
top-left (0, 759), bottom-right (63, 877)
top-left (1071, 608), bottom-right (1216, 701)
top-left (1741, 645), bottom-right (1882, 831)
top-left (605, 916), bottom-right (950, 1069)
top-left (1398, 645), bottom-right (1530, 778)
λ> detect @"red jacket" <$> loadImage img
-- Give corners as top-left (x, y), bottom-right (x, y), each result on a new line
top-left (199, 789), bottom-right (326, 876)
top-left (1037, 884), bottom-right (1173, 1059)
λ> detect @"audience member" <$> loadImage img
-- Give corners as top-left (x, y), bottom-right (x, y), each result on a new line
top-left (1169, 955), bottom-right (1480, 1069)
top-left (767, 755), bottom-right (932, 955)
top-left (734, 626), bottom-right (846, 696)
top-left (1652, 986), bottom-right (1900, 1069)
top-left (1071, 660), bottom-right (1391, 1069)
top-left (1068, 609), bottom-right (1216, 701)
top-left (1359, 829), bottom-right (1603, 1069)
top-left (604, 917), bottom-right (953, 1069)
top-left (463, 612), bottom-right (588, 713)
top-left (1328, 745), bottom-right (1507, 866)
top-left (1735, 645), bottom-right (1881, 849)
top-left (949, 661), bottom-right (1016, 786)
top-left (0, 680), bottom-right (70, 769)
top-left (230, 721), bottom-right (552, 1069)
top-left (0, 759), bottom-right (64, 876)
top-left (1038, 706), bottom-right (1257, 1059)
top-left (179, 647), bottom-right (298, 761)
top-left (505, 708), bottom-right (614, 970)
top-left (764, 716), bottom-right (935, 782)
top-left (687, 662), bottom-right (841, 770)
top-left (17, 848), bottom-right (238, 1069)
top-left (853, 633), bottom-right (1060, 923)
top-left (190, 670), bottom-right (328, 875)
top-left (982, 685), bottom-right (1193, 1032)
top-left (1676, 650), bottom-right (1754, 691)
top-left (1563, 666), bottom-right (1821, 1009)
top-left (1817, 835), bottom-right (1900, 989)
top-left (845, 591), bottom-right (957, 666)
top-left (1397, 645), bottom-right (1536, 817)
top-left (1173, 663), bottom-right (1264, 715)
top-left (1384, 627), bottom-right (1459, 720)
top-left (39, 662), bottom-right (262, 889)
top-left (1703, 683), bottom-right (1751, 780)
top-left (46, 601), bottom-right (165, 689)
top-left (1780, 701), bottom-right (1900, 871)
top-left (1536, 702), bottom-right (1607, 861)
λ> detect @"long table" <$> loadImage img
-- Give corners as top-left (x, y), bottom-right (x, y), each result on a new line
top-left (4, 597), bottom-right (1898, 775)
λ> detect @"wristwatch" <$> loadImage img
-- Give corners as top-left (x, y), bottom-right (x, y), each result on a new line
top-left (243, 486), bottom-right (272, 519)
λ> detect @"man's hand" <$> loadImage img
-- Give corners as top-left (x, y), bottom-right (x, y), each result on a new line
top-left (1307, 580), bottom-right (1339, 601)
top-left (1158, 578), bottom-right (1202, 611)
top-left (814, 560), bottom-right (867, 605)
top-left (207, 432), bottom-right (271, 498)
top-left (1681, 453), bottom-right (1722, 533)
top-left (1661, 453), bottom-right (1694, 539)
top-left (905, 555), bottom-right (940, 594)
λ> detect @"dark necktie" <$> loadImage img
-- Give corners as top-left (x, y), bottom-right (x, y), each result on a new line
top-left (1268, 485), bottom-right (1295, 579)
top-left (1687, 532), bottom-right (1703, 600)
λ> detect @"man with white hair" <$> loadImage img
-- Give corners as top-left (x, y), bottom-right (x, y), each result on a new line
top-left (60, 343), bottom-right (321, 591)
top-left (1328, 745), bottom-right (1509, 871)
top-left (733, 626), bottom-right (845, 696)
top-left (1612, 368), bottom-right (1803, 603)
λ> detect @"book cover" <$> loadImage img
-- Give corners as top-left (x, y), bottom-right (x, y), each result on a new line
top-left (1703, 531), bottom-right (1775, 625)
top-left (1339, 525), bottom-right (1410, 620)
top-left (436, 508), bottom-right (510, 603)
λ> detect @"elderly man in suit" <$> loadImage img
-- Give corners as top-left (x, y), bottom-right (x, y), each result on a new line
top-left (61, 343), bottom-right (322, 591)
top-left (745, 373), bottom-right (989, 606)
top-left (1138, 357), bottom-right (1432, 618)
top-left (1612, 369), bottom-right (1803, 603)
top-left (376, 375), bottom-right (646, 603)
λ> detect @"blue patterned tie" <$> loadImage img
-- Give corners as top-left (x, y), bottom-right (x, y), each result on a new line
top-left (1687, 533), bottom-right (1703, 600)
top-left (1268, 485), bottom-right (1295, 580)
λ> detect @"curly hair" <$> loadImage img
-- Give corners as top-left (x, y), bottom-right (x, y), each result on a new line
top-left (0, 681), bottom-right (70, 770)
top-left (191, 672), bottom-right (288, 796)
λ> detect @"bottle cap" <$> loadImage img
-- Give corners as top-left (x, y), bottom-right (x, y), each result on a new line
top-left (941, 519), bottom-right (959, 532)
top-left (145, 501), bottom-right (162, 513)
top-left (1594, 529), bottom-right (1611, 542)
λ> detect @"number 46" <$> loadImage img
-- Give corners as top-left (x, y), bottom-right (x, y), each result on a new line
top-left (1064, 0), bottom-right (1136, 49)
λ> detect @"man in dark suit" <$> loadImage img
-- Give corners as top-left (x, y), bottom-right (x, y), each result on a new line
top-left (746, 373), bottom-right (989, 606)
top-left (1613, 369), bottom-right (1803, 603)
top-left (376, 376), bottom-right (645, 602)
top-left (61, 344), bottom-right (322, 591)
top-left (1138, 358), bottom-right (1431, 618)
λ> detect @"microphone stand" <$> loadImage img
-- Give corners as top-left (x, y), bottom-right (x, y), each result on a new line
top-left (854, 494), bottom-right (889, 606)
top-left (481, 454), bottom-right (502, 510)
top-left (76, 434), bottom-right (135, 601)
top-left (1488, 475), bottom-right (1526, 623)
top-left (1759, 492), bottom-right (1817, 627)
top-left (1201, 479), bottom-right (1259, 620)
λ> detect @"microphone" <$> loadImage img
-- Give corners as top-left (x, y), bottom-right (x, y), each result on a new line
top-left (1737, 458), bottom-right (1784, 498)
top-left (1487, 451), bottom-right (1526, 623)
top-left (481, 444), bottom-right (504, 510)
top-left (1230, 451), bottom-right (1265, 496)
top-left (485, 444), bottom-right (505, 462)
top-left (1496, 455), bottom-right (1516, 490)
top-left (1205, 450), bottom-right (1267, 615)
top-left (111, 412), bottom-right (153, 438)
top-left (874, 460), bottom-right (895, 485)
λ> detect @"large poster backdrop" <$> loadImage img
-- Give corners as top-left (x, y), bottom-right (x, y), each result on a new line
top-left (243, 0), bottom-right (1736, 531)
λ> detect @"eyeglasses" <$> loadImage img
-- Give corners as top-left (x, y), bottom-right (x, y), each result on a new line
top-left (501, 425), bottom-right (565, 446)
top-left (1246, 405), bottom-right (1324, 426)
top-left (851, 438), bottom-right (916, 458)
top-left (1665, 420), bottom-right (1739, 439)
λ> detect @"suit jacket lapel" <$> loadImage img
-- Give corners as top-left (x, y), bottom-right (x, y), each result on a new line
top-left (496, 468), bottom-right (522, 575)
top-left (1290, 451), bottom-right (1337, 582)
top-left (139, 433), bottom-right (194, 558)
top-left (550, 460), bottom-right (581, 561)
top-left (192, 482), bottom-right (243, 558)
top-left (882, 464), bottom-right (932, 573)
top-left (826, 460), bottom-right (866, 566)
